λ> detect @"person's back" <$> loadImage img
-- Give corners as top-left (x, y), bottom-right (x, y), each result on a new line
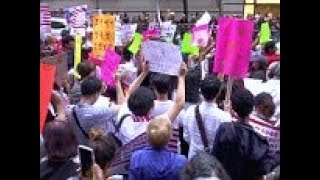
top-left (40, 121), bottom-right (80, 180)
top-left (67, 77), bottom-right (117, 145)
top-left (183, 75), bottom-right (231, 159)
top-left (249, 93), bottom-right (280, 152)
top-left (212, 89), bottom-right (279, 180)
top-left (129, 118), bottom-right (187, 180)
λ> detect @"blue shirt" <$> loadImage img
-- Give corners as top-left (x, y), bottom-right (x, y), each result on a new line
top-left (129, 147), bottom-right (187, 180)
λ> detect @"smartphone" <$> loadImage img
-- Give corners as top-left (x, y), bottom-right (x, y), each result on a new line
top-left (78, 145), bottom-right (95, 177)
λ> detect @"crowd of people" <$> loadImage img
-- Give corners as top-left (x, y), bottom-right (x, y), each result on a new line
top-left (40, 12), bottom-right (280, 180)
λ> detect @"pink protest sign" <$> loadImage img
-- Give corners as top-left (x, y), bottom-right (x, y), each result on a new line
top-left (214, 18), bottom-right (254, 78)
top-left (101, 48), bottom-right (121, 87)
top-left (142, 29), bottom-right (160, 40)
top-left (192, 24), bottom-right (209, 47)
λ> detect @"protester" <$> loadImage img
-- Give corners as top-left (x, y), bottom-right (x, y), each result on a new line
top-left (40, 121), bottom-right (80, 180)
top-left (249, 92), bottom-right (280, 152)
top-left (263, 41), bottom-right (280, 64)
top-left (183, 75), bottom-right (231, 159)
top-left (68, 60), bottom-right (97, 104)
top-left (249, 54), bottom-right (268, 82)
top-left (87, 128), bottom-right (119, 179)
top-left (117, 62), bottom-right (187, 144)
top-left (181, 152), bottom-right (231, 180)
top-left (40, 9), bottom-right (280, 180)
top-left (129, 118), bottom-right (187, 180)
top-left (212, 89), bottom-right (280, 180)
top-left (67, 76), bottom-right (118, 145)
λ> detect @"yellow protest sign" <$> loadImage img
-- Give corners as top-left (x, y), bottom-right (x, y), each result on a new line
top-left (74, 35), bottom-right (82, 78)
top-left (92, 14), bottom-right (115, 59)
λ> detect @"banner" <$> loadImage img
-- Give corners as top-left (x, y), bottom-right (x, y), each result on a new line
top-left (214, 18), bottom-right (254, 78)
top-left (142, 41), bottom-right (183, 76)
top-left (259, 22), bottom-right (271, 45)
top-left (142, 29), bottom-right (159, 40)
top-left (92, 14), bottom-right (115, 58)
top-left (40, 63), bottom-right (56, 133)
top-left (40, 3), bottom-right (51, 34)
top-left (101, 48), bottom-right (121, 87)
top-left (115, 17), bottom-right (122, 46)
top-left (192, 24), bottom-right (209, 47)
top-left (128, 33), bottom-right (143, 54)
top-left (74, 35), bottom-right (82, 78)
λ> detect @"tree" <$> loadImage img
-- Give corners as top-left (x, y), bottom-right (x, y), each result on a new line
top-left (216, 0), bottom-right (223, 16)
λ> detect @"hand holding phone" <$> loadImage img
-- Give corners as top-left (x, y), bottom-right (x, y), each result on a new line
top-left (78, 145), bottom-right (95, 177)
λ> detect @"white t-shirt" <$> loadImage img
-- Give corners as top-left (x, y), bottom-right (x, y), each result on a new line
top-left (182, 102), bottom-right (232, 159)
top-left (150, 100), bottom-right (182, 129)
top-left (93, 95), bottom-right (111, 108)
top-left (116, 102), bottom-right (175, 145)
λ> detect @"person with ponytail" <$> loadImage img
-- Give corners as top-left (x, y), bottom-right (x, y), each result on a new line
top-left (212, 89), bottom-right (280, 180)
top-left (87, 128), bottom-right (119, 179)
top-left (249, 92), bottom-right (280, 152)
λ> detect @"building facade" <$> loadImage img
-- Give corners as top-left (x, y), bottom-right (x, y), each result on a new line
top-left (244, 0), bottom-right (280, 18)
top-left (42, 0), bottom-right (244, 19)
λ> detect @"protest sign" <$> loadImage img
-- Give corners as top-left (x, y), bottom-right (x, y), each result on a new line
top-left (40, 63), bottom-right (56, 133)
top-left (181, 32), bottom-right (200, 56)
top-left (68, 5), bottom-right (88, 37)
top-left (92, 14), bottom-right (115, 58)
top-left (259, 22), bottom-right (271, 44)
top-left (120, 24), bottom-right (137, 44)
top-left (40, 3), bottom-right (51, 34)
top-left (214, 18), bottom-right (254, 78)
top-left (101, 48), bottom-right (121, 87)
top-left (74, 35), bottom-right (82, 78)
top-left (195, 11), bottom-right (211, 26)
top-left (115, 20), bottom-right (122, 46)
top-left (160, 24), bottom-right (176, 42)
top-left (142, 29), bottom-right (160, 40)
top-left (142, 41), bottom-right (183, 76)
top-left (128, 33), bottom-right (143, 54)
top-left (192, 24), bottom-right (209, 47)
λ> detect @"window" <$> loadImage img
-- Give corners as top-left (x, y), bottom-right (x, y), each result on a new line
top-left (51, 21), bottom-right (66, 29)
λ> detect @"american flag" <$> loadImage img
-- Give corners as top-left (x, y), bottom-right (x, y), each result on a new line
top-left (67, 5), bottom-right (88, 28)
top-left (40, 3), bottom-right (50, 26)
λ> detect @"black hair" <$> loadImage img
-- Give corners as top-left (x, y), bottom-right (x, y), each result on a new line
top-left (76, 61), bottom-right (95, 80)
top-left (264, 41), bottom-right (276, 54)
top-left (185, 66), bottom-right (201, 103)
top-left (43, 121), bottom-right (78, 162)
top-left (254, 92), bottom-right (275, 119)
top-left (231, 89), bottom-right (254, 120)
top-left (201, 75), bottom-right (221, 101)
top-left (62, 35), bottom-right (74, 48)
top-left (128, 87), bottom-right (155, 116)
top-left (81, 76), bottom-right (102, 96)
top-left (122, 44), bottom-right (133, 63)
top-left (181, 152), bottom-right (231, 180)
top-left (150, 74), bottom-right (172, 95)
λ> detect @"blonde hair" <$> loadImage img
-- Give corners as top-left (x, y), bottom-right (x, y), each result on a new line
top-left (146, 117), bottom-right (172, 149)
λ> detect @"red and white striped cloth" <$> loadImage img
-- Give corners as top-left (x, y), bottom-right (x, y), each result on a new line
top-left (68, 5), bottom-right (87, 28)
top-left (40, 3), bottom-right (50, 25)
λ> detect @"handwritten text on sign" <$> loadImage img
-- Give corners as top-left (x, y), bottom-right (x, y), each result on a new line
top-left (142, 41), bottom-right (183, 76)
top-left (92, 14), bottom-right (115, 58)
